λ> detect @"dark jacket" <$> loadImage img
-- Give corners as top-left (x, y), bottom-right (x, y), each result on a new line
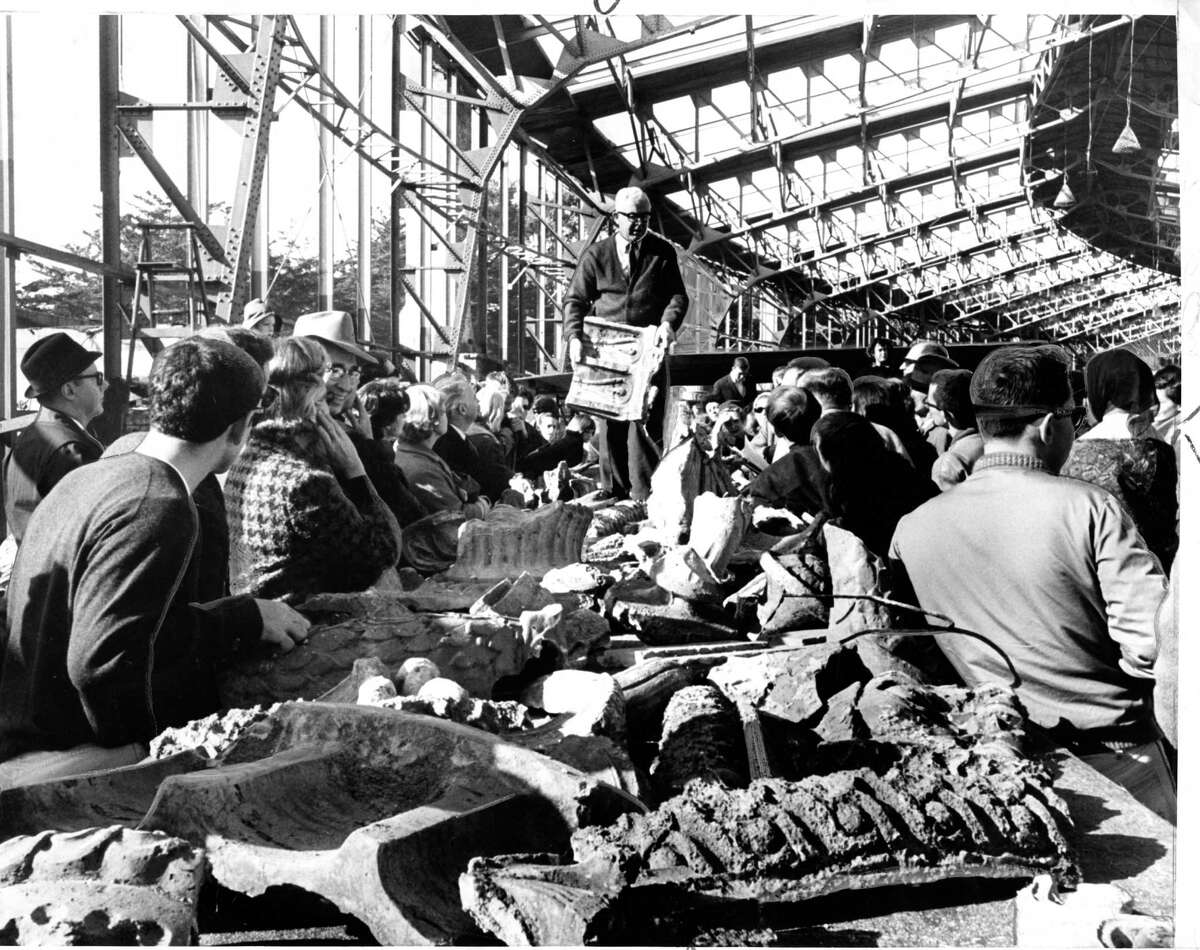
top-left (563, 233), bottom-right (688, 341)
top-left (0, 455), bottom-right (261, 758)
top-left (3, 408), bottom-right (103, 543)
top-left (518, 431), bottom-right (585, 478)
top-left (348, 428), bottom-right (433, 527)
top-left (433, 426), bottom-right (482, 500)
top-left (748, 445), bottom-right (829, 518)
top-left (465, 425), bottom-right (515, 501)
top-left (711, 373), bottom-right (753, 409)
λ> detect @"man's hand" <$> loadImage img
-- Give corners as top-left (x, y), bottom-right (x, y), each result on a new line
top-left (348, 394), bottom-right (374, 440)
top-left (315, 404), bottom-right (367, 481)
top-left (255, 598), bottom-right (311, 653)
top-left (568, 336), bottom-right (584, 367)
top-left (655, 323), bottom-right (676, 352)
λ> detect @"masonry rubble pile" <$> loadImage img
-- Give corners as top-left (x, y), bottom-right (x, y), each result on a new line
top-left (0, 472), bottom-right (1160, 945)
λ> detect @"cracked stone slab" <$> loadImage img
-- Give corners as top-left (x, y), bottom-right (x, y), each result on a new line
top-left (0, 704), bottom-right (644, 947)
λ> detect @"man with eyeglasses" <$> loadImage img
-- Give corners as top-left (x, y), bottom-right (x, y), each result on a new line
top-left (3, 333), bottom-right (108, 546)
top-left (889, 344), bottom-right (1173, 821)
top-left (563, 186), bottom-right (688, 500)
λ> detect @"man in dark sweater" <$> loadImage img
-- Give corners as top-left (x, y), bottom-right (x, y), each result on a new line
top-left (0, 338), bottom-right (310, 787)
top-left (710, 356), bottom-right (753, 410)
top-left (563, 186), bottom-right (688, 500)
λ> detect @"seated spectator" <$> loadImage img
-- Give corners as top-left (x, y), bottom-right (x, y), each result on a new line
top-left (1061, 349), bottom-right (1177, 571)
top-left (711, 356), bottom-right (753, 410)
top-left (467, 386), bottom-right (516, 501)
top-left (853, 374), bottom-right (935, 479)
top-left (889, 343), bottom-right (1171, 820)
top-left (710, 400), bottom-right (747, 461)
top-left (1151, 364), bottom-right (1181, 452)
top-left (356, 377), bottom-right (434, 527)
top-left (859, 336), bottom-right (897, 378)
top-left (746, 391), bottom-right (775, 459)
top-left (225, 337), bottom-right (401, 604)
top-left (905, 352), bottom-right (958, 454)
top-left (812, 411), bottom-right (937, 558)
top-left (394, 384), bottom-right (490, 520)
top-left (747, 386), bottom-right (827, 518)
top-left (104, 325), bottom-right (290, 726)
top-left (518, 405), bottom-right (587, 478)
top-left (432, 377), bottom-right (483, 498)
top-left (0, 338), bottom-right (309, 786)
top-left (799, 366), bottom-right (913, 465)
top-left (779, 355), bottom-right (830, 387)
top-left (928, 369), bottom-right (982, 490)
top-left (4, 332), bottom-right (108, 546)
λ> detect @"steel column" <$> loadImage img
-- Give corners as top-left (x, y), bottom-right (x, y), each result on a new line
top-left (0, 16), bottom-right (14, 418)
top-left (318, 16), bottom-right (334, 310)
top-left (357, 15), bottom-right (372, 341)
top-left (99, 16), bottom-right (123, 379)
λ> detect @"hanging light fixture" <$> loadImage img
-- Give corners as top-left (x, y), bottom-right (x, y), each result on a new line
top-left (1113, 18), bottom-right (1141, 155)
top-left (1052, 178), bottom-right (1076, 209)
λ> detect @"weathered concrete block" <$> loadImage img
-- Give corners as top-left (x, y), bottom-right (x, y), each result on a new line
top-left (0, 826), bottom-right (203, 945)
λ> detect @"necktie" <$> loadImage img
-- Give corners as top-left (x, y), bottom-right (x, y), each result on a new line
top-left (627, 242), bottom-right (638, 279)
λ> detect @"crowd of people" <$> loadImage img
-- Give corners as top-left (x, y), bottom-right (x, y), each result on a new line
top-left (0, 311), bottom-right (606, 787)
top-left (0, 182), bottom-right (1181, 829)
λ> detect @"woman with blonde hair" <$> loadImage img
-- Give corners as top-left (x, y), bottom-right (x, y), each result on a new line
top-left (394, 384), bottom-right (490, 519)
top-left (224, 336), bottom-right (400, 603)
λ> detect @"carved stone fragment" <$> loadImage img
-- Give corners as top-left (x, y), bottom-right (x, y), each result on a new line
top-left (0, 826), bottom-right (204, 946)
top-left (446, 502), bottom-right (593, 581)
top-left (573, 746), bottom-right (1079, 897)
top-left (688, 492), bottom-right (754, 577)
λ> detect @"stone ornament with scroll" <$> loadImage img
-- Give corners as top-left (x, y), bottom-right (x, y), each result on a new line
top-left (566, 318), bottom-right (663, 422)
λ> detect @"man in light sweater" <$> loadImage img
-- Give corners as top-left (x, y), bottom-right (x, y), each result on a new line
top-left (889, 344), bottom-right (1172, 820)
top-left (0, 338), bottom-right (309, 787)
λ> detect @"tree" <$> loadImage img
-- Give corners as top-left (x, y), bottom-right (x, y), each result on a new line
top-left (19, 192), bottom-right (405, 348)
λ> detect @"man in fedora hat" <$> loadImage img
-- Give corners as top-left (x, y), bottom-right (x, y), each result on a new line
top-left (3, 332), bottom-right (108, 544)
top-left (293, 311), bottom-right (377, 432)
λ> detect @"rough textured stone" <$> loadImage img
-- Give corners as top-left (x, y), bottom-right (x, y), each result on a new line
top-left (813, 681), bottom-right (864, 744)
top-left (707, 645), bottom-right (869, 726)
top-left (446, 502), bottom-right (593, 581)
top-left (541, 562), bottom-right (610, 594)
top-left (520, 670), bottom-right (626, 741)
top-left (1, 704), bottom-right (645, 946)
top-left (217, 591), bottom-right (610, 704)
top-left (651, 685), bottom-right (748, 797)
top-left (757, 551), bottom-right (830, 633)
top-left (614, 658), bottom-right (702, 745)
top-left (688, 493), bottom-right (753, 577)
top-left (0, 826), bottom-right (203, 945)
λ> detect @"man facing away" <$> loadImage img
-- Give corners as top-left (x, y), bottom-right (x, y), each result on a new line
top-left (0, 338), bottom-right (309, 787)
top-left (563, 186), bottom-right (688, 500)
top-left (3, 332), bottom-right (108, 544)
top-left (888, 344), bottom-right (1172, 820)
